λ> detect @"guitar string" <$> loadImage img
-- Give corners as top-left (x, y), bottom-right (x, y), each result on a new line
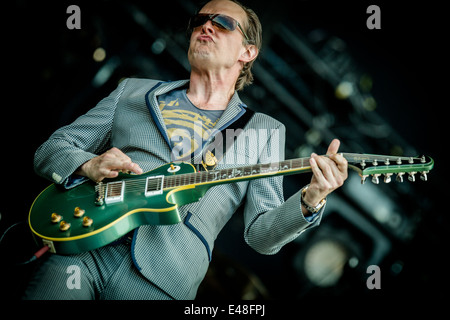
top-left (101, 154), bottom-right (425, 195)
top-left (102, 159), bottom-right (302, 195)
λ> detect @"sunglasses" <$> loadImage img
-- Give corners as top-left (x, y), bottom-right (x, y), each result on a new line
top-left (189, 13), bottom-right (250, 41)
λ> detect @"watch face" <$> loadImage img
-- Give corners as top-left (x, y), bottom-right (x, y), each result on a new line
top-left (303, 240), bottom-right (348, 287)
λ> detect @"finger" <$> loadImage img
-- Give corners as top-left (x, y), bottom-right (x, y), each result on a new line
top-left (105, 169), bottom-right (120, 178)
top-left (317, 154), bottom-right (348, 188)
top-left (93, 167), bottom-right (118, 182)
top-left (330, 153), bottom-right (348, 173)
top-left (310, 155), bottom-right (327, 184)
top-left (314, 155), bottom-right (336, 181)
top-left (326, 138), bottom-right (341, 156)
top-left (103, 148), bottom-right (142, 174)
top-left (123, 161), bottom-right (143, 175)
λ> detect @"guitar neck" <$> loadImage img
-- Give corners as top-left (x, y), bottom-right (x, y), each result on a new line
top-left (163, 157), bottom-right (312, 190)
top-left (97, 152), bottom-right (432, 206)
top-left (161, 152), bottom-right (433, 189)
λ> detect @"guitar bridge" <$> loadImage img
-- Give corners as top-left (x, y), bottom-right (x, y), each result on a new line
top-left (95, 182), bottom-right (105, 206)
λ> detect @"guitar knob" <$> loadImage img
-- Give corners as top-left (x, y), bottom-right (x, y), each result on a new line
top-left (372, 174), bottom-right (380, 184)
top-left (82, 216), bottom-right (93, 227)
top-left (396, 173), bottom-right (404, 183)
top-left (51, 213), bottom-right (62, 223)
top-left (74, 207), bottom-right (85, 218)
top-left (408, 172), bottom-right (416, 182)
top-left (59, 221), bottom-right (71, 231)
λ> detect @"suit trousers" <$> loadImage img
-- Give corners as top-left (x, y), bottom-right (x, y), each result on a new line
top-left (22, 241), bottom-right (172, 300)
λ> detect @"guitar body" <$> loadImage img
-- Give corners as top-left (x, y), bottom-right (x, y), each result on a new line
top-left (29, 162), bottom-right (201, 255)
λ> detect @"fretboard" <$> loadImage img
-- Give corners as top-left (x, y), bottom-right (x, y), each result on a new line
top-left (99, 152), bottom-right (431, 205)
top-left (163, 158), bottom-right (312, 189)
top-left (161, 153), bottom-right (426, 189)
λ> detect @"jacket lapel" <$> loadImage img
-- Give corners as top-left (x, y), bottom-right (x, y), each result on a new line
top-left (213, 91), bottom-right (247, 132)
top-left (145, 80), bottom-right (190, 149)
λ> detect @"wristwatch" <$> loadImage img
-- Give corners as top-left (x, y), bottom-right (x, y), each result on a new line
top-left (300, 184), bottom-right (327, 214)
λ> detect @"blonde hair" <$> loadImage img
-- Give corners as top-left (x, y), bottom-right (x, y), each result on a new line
top-left (230, 0), bottom-right (262, 91)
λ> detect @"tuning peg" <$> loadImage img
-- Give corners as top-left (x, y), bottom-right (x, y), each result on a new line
top-left (408, 172), bottom-right (416, 182)
top-left (396, 173), bottom-right (404, 183)
top-left (360, 175), bottom-right (368, 184)
top-left (383, 173), bottom-right (392, 183)
top-left (372, 174), bottom-right (380, 184)
top-left (420, 172), bottom-right (428, 182)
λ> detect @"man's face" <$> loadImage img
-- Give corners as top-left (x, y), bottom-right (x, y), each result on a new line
top-left (188, 0), bottom-right (248, 73)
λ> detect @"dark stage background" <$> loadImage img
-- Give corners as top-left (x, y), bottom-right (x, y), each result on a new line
top-left (1, 0), bottom-right (447, 306)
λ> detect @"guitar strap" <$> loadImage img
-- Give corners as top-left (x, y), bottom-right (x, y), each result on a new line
top-left (195, 108), bottom-right (256, 172)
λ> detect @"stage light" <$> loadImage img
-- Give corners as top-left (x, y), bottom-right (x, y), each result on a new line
top-left (152, 39), bottom-right (166, 55)
top-left (362, 96), bottom-right (377, 111)
top-left (303, 239), bottom-right (348, 287)
top-left (335, 81), bottom-right (354, 99)
top-left (93, 47), bottom-right (106, 62)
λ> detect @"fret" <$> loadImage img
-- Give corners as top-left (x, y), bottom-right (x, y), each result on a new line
top-left (243, 165), bottom-right (252, 176)
top-left (219, 169), bottom-right (226, 180)
top-left (234, 167), bottom-right (244, 177)
top-left (164, 176), bottom-right (171, 188)
top-left (278, 160), bottom-right (287, 171)
top-left (194, 172), bottom-right (200, 185)
top-left (207, 171), bottom-right (219, 182)
top-left (201, 171), bottom-right (207, 184)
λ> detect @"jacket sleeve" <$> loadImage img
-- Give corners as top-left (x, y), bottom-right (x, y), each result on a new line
top-left (34, 78), bottom-right (129, 188)
top-left (243, 122), bottom-right (324, 255)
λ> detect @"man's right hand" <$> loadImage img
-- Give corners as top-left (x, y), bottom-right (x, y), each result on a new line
top-left (75, 147), bottom-right (143, 182)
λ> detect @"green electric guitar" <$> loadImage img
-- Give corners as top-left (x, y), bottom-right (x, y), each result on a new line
top-left (29, 153), bottom-right (434, 255)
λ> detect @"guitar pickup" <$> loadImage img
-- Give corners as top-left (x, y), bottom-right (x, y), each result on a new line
top-left (105, 181), bottom-right (125, 204)
top-left (145, 175), bottom-right (164, 197)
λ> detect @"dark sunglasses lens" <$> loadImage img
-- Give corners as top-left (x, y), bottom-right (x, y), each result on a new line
top-left (212, 15), bottom-right (236, 31)
top-left (190, 14), bottom-right (237, 31)
top-left (191, 15), bottom-right (209, 28)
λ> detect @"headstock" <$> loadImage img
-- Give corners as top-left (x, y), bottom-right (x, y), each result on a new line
top-left (343, 153), bottom-right (434, 185)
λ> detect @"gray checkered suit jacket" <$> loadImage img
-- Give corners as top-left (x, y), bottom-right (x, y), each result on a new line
top-left (34, 78), bottom-right (323, 299)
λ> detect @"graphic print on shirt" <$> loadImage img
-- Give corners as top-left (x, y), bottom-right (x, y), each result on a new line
top-left (158, 89), bottom-right (223, 160)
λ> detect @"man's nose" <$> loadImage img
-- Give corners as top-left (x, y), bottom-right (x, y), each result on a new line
top-left (201, 20), bottom-right (215, 34)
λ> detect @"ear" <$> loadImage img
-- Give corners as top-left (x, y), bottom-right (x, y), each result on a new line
top-left (239, 44), bottom-right (258, 63)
